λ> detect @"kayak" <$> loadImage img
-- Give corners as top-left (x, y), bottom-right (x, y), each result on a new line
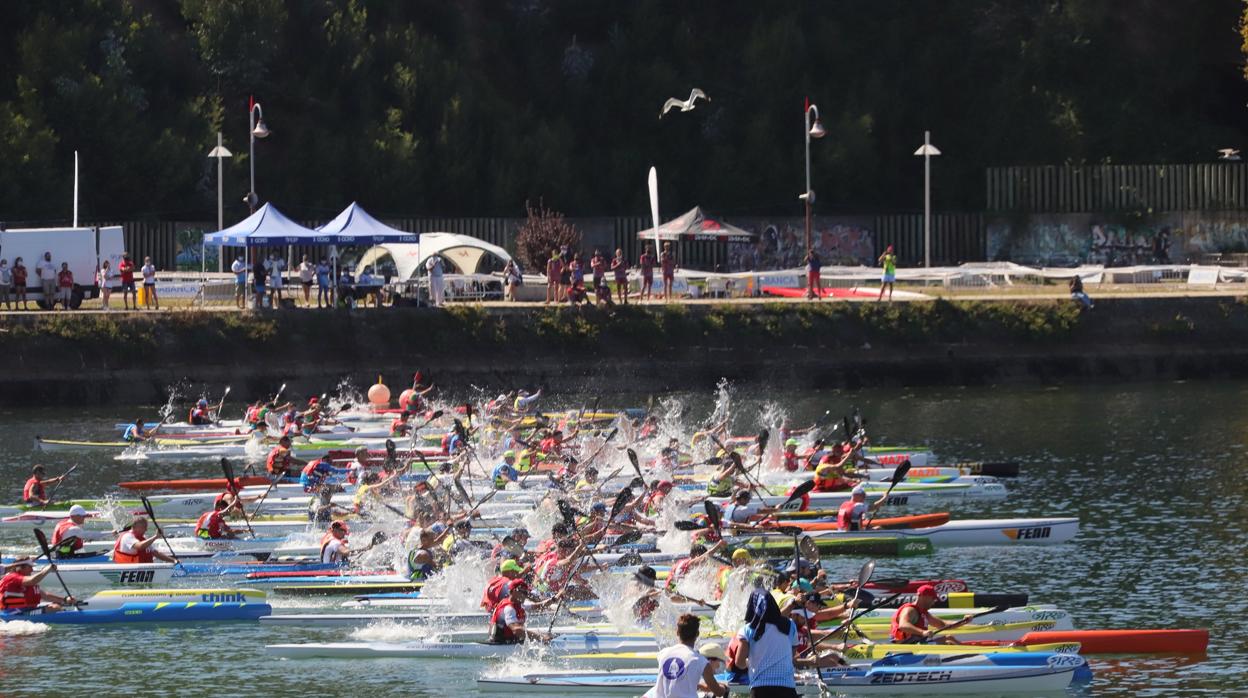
top-left (737, 534), bottom-right (934, 558)
top-left (119, 477), bottom-right (276, 492)
top-left (805, 518), bottom-right (1079, 547)
top-left (998, 629), bottom-right (1209, 654)
top-left (559, 642), bottom-right (1081, 669)
top-left (264, 639), bottom-right (654, 660)
top-left (270, 581), bottom-right (424, 595)
top-left (812, 662), bottom-right (1080, 693)
top-left (1, 601), bottom-right (270, 624)
top-left (774, 513), bottom-right (950, 531)
top-left (42, 563), bottom-right (176, 587)
top-left (86, 588), bottom-right (268, 610)
top-left (709, 482), bottom-right (1008, 513)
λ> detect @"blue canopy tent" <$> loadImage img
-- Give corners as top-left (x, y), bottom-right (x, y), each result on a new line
top-left (316, 202), bottom-right (419, 245)
top-left (202, 203), bottom-right (320, 247)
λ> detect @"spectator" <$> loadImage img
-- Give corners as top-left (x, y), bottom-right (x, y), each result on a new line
top-left (56, 262), bottom-right (73, 310)
top-left (97, 260), bottom-right (113, 311)
top-left (660, 242), bottom-right (676, 301)
top-left (804, 248), bottom-right (822, 300)
top-left (36, 251), bottom-right (56, 308)
top-left (503, 259), bottom-right (521, 302)
top-left (252, 255), bottom-right (268, 309)
top-left (11, 258), bottom-right (27, 310)
top-left (141, 256), bottom-right (158, 310)
top-left (231, 255), bottom-right (247, 309)
top-left (1070, 275), bottom-right (1094, 310)
top-left (877, 244), bottom-right (896, 302)
top-left (118, 253), bottom-right (136, 310)
top-left (0, 258), bottom-right (10, 310)
top-left (590, 249), bottom-right (606, 295)
top-left (268, 253), bottom-right (286, 307)
top-left (358, 267), bottom-right (380, 307)
top-left (649, 614), bottom-right (728, 698)
top-left (559, 245), bottom-right (572, 300)
top-left (639, 245), bottom-right (655, 301)
top-left (426, 254), bottom-right (445, 307)
top-left (316, 258), bottom-right (332, 308)
top-left (569, 254), bottom-right (584, 294)
top-left (545, 250), bottom-right (562, 305)
top-left (611, 248), bottom-right (629, 305)
top-left (298, 255), bottom-right (315, 307)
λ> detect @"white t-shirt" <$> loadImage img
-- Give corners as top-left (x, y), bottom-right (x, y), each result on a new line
top-left (725, 501), bottom-right (760, 523)
top-left (651, 644), bottom-right (708, 698)
top-left (299, 262), bottom-right (315, 283)
top-left (117, 531), bottom-right (144, 556)
top-left (426, 256), bottom-right (444, 279)
top-left (499, 603), bottom-right (521, 627)
top-left (269, 259), bottom-right (285, 287)
top-left (37, 259), bottom-right (55, 280)
top-left (141, 264), bottom-right (156, 284)
top-left (347, 460), bottom-right (365, 483)
top-left (321, 537), bottom-right (348, 564)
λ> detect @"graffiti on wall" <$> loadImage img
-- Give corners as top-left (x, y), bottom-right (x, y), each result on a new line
top-left (989, 212), bottom-right (1248, 265)
top-left (724, 219), bottom-right (875, 271)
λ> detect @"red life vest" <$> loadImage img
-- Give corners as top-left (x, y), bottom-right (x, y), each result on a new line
top-left (22, 476), bottom-right (45, 504)
top-left (320, 532), bottom-right (347, 563)
top-left (665, 557), bottom-right (694, 591)
top-left (245, 405), bottom-right (262, 424)
top-left (890, 603), bottom-right (932, 642)
top-left (0, 572), bottom-right (40, 609)
top-left (783, 452), bottom-right (798, 472)
top-left (439, 433), bottom-right (452, 455)
top-left (390, 418), bottom-right (409, 436)
top-left (266, 446), bottom-right (292, 475)
top-left (481, 575), bottom-right (512, 611)
top-left (188, 407), bottom-right (209, 424)
top-left (489, 598), bottom-right (527, 643)
top-left (812, 469), bottom-right (852, 492)
top-left (837, 500), bottom-right (865, 531)
top-left (113, 533), bottom-right (154, 564)
top-left (784, 485), bottom-right (811, 512)
top-left (195, 510), bottom-right (226, 539)
top-left (51, 519), bottom-right (83, 552)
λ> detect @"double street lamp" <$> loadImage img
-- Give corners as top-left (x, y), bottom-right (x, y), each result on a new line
top-left (801, 101), bottom-right (826, 253)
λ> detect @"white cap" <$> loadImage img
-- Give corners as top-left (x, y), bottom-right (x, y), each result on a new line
top-left (68, 505), bottom-right (88, 517)
top-left (851, 484), bottom-right (866, 497)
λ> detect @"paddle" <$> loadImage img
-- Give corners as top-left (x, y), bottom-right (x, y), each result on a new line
top-left (801, 587), bottom-right (906, 658)
top-left (271, 383), bottom-right (288, 406)
top-left (215, 385), bottom-right (231, 423)
top-left (863, 461), bottom-right (912, 528)
top-left (703, 500), bottom-right (722, 537)
top-left (626, 448), bottom-right (643, 481)
top-left (580, 427), bottom-right (619, 467)
top-left (140, 496), bottom-right (181, 565)
top-left (922, 604), bottom-right (1011, 641)
top-left (32, 529), bottom-right (80, 611)
top-left (778, 480), bottom-right (815, 511)
top-left (40, 465), bottom-right (77, 510)
top-left (219, 458), bottom-right (256, 538)
top-left (840, 559), bottom-right (876, 646)
top-left (414, 409), bottom-right (445, 433)
top-left (672, 520), bottom-right (702, 531)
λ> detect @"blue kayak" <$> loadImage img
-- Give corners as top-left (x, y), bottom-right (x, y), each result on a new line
top-left (1, 602), bottom-right (271, 624)
top-left (878, 651), bottom-right (1092, 683)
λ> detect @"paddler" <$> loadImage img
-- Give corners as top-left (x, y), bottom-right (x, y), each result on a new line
top-left (648, 614), bottom-right (729, 698)
top-left (308, 485), bottom-right (350, 523)
top-left (188, 398), bottom-right (214, 425)
top-left (631, 566), bottom-right (662, 621)
top-left (300, 456), bottom-right (346, 493)
top-left (705, 460), bottom-right (744, 499)
top-left (890, 584), bottom-right (973, 644)
top-left (406, 526), bottom-right (446, 579)
top-left (487, 582), bottom-right (549, 644)
top-left (50, 504), bottom-right (109, 558)
top-left (811, 456), bottom-right (860, 493)
top-left (122, 417), bottom-right (160, 443)
top-left (573, 466), bottom-right (599, 492)
top-left (492, 450), bottom-right (520, 490)
top-left (266, 435), bottom-right (306, 478)
top-left (836, 484), bottom-right (888, 531)
top-left (390, 410), bottom-right (413, 438)
top-left (640, 480), bottom-right (675, 516)
top-left (782, 439), bottom-right (801, 472)
top-left (22, 464), bottom-right (65, 505)
top-left (723, 490), bottom-right (776, 527)
top-left (320, 521), bottom-right (350, 564)
top-left (194, 498), bottom-right (239, 540)
top-left (299, 397), bottom-right (325, 433)
top-left (481, 558), bottom-right (526, 610)
top-left (512, 389), bottom-right (542, 415)
top-left (0, 557), bottom-right (75, 611)
top-left (113, 516), bottom-right (177, 563)
top-left (665, 541), bottom-right (725, 594)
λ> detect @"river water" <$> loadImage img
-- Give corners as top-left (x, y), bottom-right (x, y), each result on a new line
top-left (0, 381), bottom-right (1241, 696)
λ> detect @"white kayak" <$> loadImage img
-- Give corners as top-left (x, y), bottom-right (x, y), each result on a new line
top-left (806, 518), bottom-right (1079, 547)
top-left (265, 638), bottom-right (657, 660)
top-left (49, 563), bottom-right (176, 587)
top-left (86, 588), bottom-right (267, 610)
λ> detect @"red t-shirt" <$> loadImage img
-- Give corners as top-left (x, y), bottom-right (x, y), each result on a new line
top-left (660, 253), bottom-right (675, 276)
top-left (639, 253), bottom-right (654, 275)
top-left (58, 270), bottom-right (73, 287)
top-left (119, 261), bottom-right (135, 284)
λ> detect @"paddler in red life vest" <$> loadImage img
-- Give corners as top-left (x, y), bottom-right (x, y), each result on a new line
top-left (811, 456), bottom-right (860, 493)
top-left (266, 435), bottom-right (306, 478)
top-left (22, 464), bottom-right (65, 505)
top-left (195, 498), bottom-right (239, 540)
top-left (51, 505), bottom-right (109, 558)
top-left (890, 584), bottom-right (973, 644)
top-left (488, 582), bottom-right (550, 644)
top-left (188, 398), bottom-right (214, 426)
top-left (782, 439), bottom-right (801, 472)
top-left (641, 480), bottom-right (675, 517)
top-left (665, 541), bottom-right (726, 595)
top-left (0, 557), bottom-right (75, 611)
top-left (390, 410), bottom-right (413, 438)
top-left (837, 484), bottom-right (888, 531)
top-left (481, 558), bottom-right (526, 610)
top-left (298, 397), bottom-right (325, 434)
top-left (320, 521), bottom-right (350, 564)
top-left (113, 517), bottom-right (176, 564)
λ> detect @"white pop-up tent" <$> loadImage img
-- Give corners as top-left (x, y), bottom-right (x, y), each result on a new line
top-left (355, 232), bottom-right (513, 280)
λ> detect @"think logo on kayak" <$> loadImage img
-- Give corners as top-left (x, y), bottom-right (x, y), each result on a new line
top-left (200, 592), bottom-right (249, 603)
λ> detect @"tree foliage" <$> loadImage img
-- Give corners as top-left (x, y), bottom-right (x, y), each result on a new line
top-left (0, 1), bottom-right (1245, 225)
top-left (514, 200), bottom-right (582, 272)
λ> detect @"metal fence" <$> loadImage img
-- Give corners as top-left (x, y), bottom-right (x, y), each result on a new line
top-left (872, 213), bottom-right (985, 266)
top-left (987, 163), bottom-right (1248, 214)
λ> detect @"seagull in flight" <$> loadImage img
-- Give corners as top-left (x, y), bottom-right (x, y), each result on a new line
top-left (660, 88), bottom-right (710, 118)
top-left (1218, 148), bottom-right (1241, 161)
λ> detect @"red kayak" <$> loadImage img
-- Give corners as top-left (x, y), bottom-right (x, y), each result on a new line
top-left (781, 513), bottom-right (950, 532)
top-left (864, 578), bottom-right (969, 594)
top-left (119, 476), bottom-right (273, 492)
top-left (1016, 629), bottom-right (1208, 654)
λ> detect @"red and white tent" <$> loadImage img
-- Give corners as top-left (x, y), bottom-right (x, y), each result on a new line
top-left (636, 207), bottom-right (756, 244)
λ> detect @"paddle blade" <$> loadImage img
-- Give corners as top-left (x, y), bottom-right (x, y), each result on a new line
top-left (385, 439), bottom-right (397, 455)
top-left (774, 525), bottom-right (803, 536)
top-left (610, 488), bottom-right (634, 520)
top-left (604, 427), bottom-right (619, 442)
top-left (33, 528), bottom-right (51, 557)
top-left (673, 520), bottom-right (701, 531)
top-left (626, 448), bottom-right (642, 477)
top-left (370, 531), bottom-right (388, 547)
top-left (798, 535), bottom-right (820, 564)
top-left (757, 429), bottom-right (770, 454)
top-left (703, 500), bottom-right (722, 532)
top-left (613, 530), bottom-right (643, 546)
top-left (780, 480), bottom-right (815, 509)
top-left (856, 559), bottom-right (877, 588)
top-left (557, 499), bottom-right (577, 528)
top-left (220, 457), bottom-right (235, 483)
top-left (890, 460), bottom-right (912, 486)
top-left (431, 409), bottom-right (445, 420)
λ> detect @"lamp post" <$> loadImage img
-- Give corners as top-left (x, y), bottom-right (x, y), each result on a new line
top-left (802, 99), bottom-right (826, 253)
top-left (913, 130), bottom-right (941, 268)
top-left (247, 98), bottom-right (270, 214)
top-left (207, 132), bottom-right (233, 273)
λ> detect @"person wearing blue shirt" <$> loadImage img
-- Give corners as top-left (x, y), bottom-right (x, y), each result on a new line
top-left (300, 457), bottom-right (348, 493)
top-left (122, 417), bottom-right (159, 443)
top-left (734, 588), bottom-right (814, 697)
top-left (492, 451), bottom-right (520, 490)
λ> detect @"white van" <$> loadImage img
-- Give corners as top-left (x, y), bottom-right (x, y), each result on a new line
top-left (0, 226), bottom-right (126, 309)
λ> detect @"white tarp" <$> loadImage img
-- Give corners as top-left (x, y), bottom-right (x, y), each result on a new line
top-left (355, 233), bottom-right (513, 280)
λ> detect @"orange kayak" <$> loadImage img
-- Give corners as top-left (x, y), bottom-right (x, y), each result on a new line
top-left (1017, 629), bottom-right (1209, 654)
top-left (778, 512), bottom-right (950, 531)
top-left (119, 476), bottom-right (273, 492)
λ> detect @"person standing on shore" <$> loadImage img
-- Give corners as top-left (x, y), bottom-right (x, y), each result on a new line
top-left (877, 245), bottom-right (896, 302)
top-left (316, 258), bottom-right (332, 308)
top-left (611, 248), bottom-right (629, 304)
top-left (590, 249), bottom-right (606, 299)
top-left (545, 250), bottom-right (562, 304)
top-left (804, 248), bottom-right (822, 300)
top-left (298, 255), bottom-right (314, 307)
top-left (649, 614), bottom-right (729, 698)
top-left (11, 257), bottom-right (28, 310)
top-left (118, 253), bottom-right (136, 310)
top-left (141, 256), bottom-right (159, 310)
top-left (640, 245), bottom-right (655, 301)
top-left (36, 251), bottom-right (56, 309)
top-left (252, 255), bottom-right (268, 309)
top-left (268, 253), bottom-right (285, 307)
top-left (426, 254), bottom-right (445, 307)
top-left (97, 260), bottom-right (113, 310)
top-left (231, 255), bottom-right (248, 309)
top-left (660, 243), bottom-right (677, 301)
top-left (0, 259), bottom-right (11, 310)
top-left (56, 262), bottom-right (73, 310)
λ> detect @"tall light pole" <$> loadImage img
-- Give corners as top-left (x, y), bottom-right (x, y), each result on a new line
top-left (802, 99), bottom-right (826, 253)
top-left (207, 132), bottom-right (233, 272)
top-left (914, 130), bottom-right (941, 268)
top-left (247, 97), bottom-right (270, 214)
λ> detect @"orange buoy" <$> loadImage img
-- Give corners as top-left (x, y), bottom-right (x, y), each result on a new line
top-left (367, 375), bottom-right (391, 406)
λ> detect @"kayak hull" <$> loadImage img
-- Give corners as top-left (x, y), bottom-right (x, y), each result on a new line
top-left (2, 601), bottom-right (270, 624)
top-left (1012, 629), bottom-right (1208, 654)
top-left (806, 518), bottom-right (1079, 547)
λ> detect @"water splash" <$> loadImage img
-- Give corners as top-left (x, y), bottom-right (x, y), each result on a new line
top-left (418, 553), bottom-right (494, 613)
top-left (157, 380), bottom-right (188, 422)
top-left (0, 620), bottom-right (49, 636)
top-left (586, 569), bottom-right (648, 633)
top-left (712, 565), bottom-right (764, 633)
